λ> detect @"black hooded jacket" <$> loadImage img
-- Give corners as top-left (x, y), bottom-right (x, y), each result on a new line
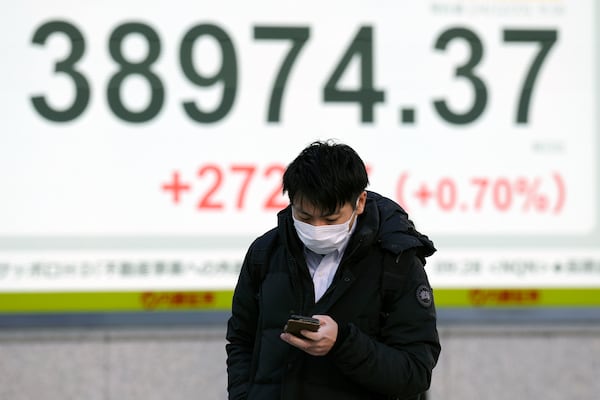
top-left (226, 191), bottom-right (441, 400)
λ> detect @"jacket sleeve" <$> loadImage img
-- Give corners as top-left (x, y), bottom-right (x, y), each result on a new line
top-left (225, 247), bottom-right (260, 400)
top-left (329, 252), bottom-right (441, 398)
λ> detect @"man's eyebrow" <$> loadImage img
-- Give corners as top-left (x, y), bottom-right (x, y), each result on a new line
top-left (293, 207), bottom-right (312, 216)
top-left (319, 209), bottom-right (341, 218)
top-left (294, 206), bottom-right (340, 218)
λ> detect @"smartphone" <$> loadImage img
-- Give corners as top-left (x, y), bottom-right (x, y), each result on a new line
top-left (283, 315), bottom-right (320, 338)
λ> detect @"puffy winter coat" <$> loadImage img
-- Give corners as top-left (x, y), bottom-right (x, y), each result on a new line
top-left (226, 191), bottom-right (441, 400)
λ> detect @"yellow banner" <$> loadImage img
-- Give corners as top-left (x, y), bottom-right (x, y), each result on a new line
top-left (435, 288), bottom-right (600, 308)
top-left (0, 290), bottom-right (233, 313)
top-left (1, 288), bottom-right (600, 313)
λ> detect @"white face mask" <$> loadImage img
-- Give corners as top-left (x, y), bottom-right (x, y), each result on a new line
top-left (292, 207), bottom-right (357, 255)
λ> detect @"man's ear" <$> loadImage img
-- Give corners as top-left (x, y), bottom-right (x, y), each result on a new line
top-left (356, 191), bottom-right (367, 215)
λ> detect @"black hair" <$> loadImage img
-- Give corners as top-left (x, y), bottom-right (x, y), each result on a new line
top-left (282, 140), bottom-right (369, 214)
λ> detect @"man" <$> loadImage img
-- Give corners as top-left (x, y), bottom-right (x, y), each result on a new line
top-left (226, 140), bottom-right (440, 400)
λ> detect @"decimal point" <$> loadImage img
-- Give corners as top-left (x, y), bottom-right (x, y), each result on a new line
top-left (400, 108), bottom-right (416, 124)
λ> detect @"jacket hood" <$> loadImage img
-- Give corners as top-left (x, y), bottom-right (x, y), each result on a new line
top-left (277, 191), bottom-right (435, 262)
top-left (367, 191), bottom-right (436, 261)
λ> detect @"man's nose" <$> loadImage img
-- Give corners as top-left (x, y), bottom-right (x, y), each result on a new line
top-left (311, 219), bottom-right (329, 227)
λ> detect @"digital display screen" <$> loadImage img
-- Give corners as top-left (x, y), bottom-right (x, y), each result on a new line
top-left (1, 0), bottom-right (598, 314)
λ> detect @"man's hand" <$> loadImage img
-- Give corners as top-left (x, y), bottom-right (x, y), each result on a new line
top-left (280, 315), bottom-right (338, 356)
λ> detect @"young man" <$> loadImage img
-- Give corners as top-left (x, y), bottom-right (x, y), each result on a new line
top-left (226, 141), bottom-right (440, 400)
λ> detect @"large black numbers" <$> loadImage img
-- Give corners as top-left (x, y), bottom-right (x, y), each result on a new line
top-left (107, 23), bottom-right (164, 123)
top-left (180, 24), bottom-right (237, 123)
top-left (435, 27), bottom-right (557, 125)
top-left (31, 21), bottom-right (90, 122)
top-left (254, 27), bottom-right (309, 123)
top-left (434, 27), bottom-right (488, 125)
top-left (503, 29), bottom-right (557, 124)
top-left (31, 20), bottom-right (557, 127)
top-left (323, 26), bottom-right (384, 123)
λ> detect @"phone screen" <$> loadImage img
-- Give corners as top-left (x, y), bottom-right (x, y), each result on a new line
top-left (284, 315), bottom-right (320, 338)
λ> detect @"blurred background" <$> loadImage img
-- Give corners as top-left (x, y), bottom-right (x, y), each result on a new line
top-left (1, 1), bottom-right (599, 399)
